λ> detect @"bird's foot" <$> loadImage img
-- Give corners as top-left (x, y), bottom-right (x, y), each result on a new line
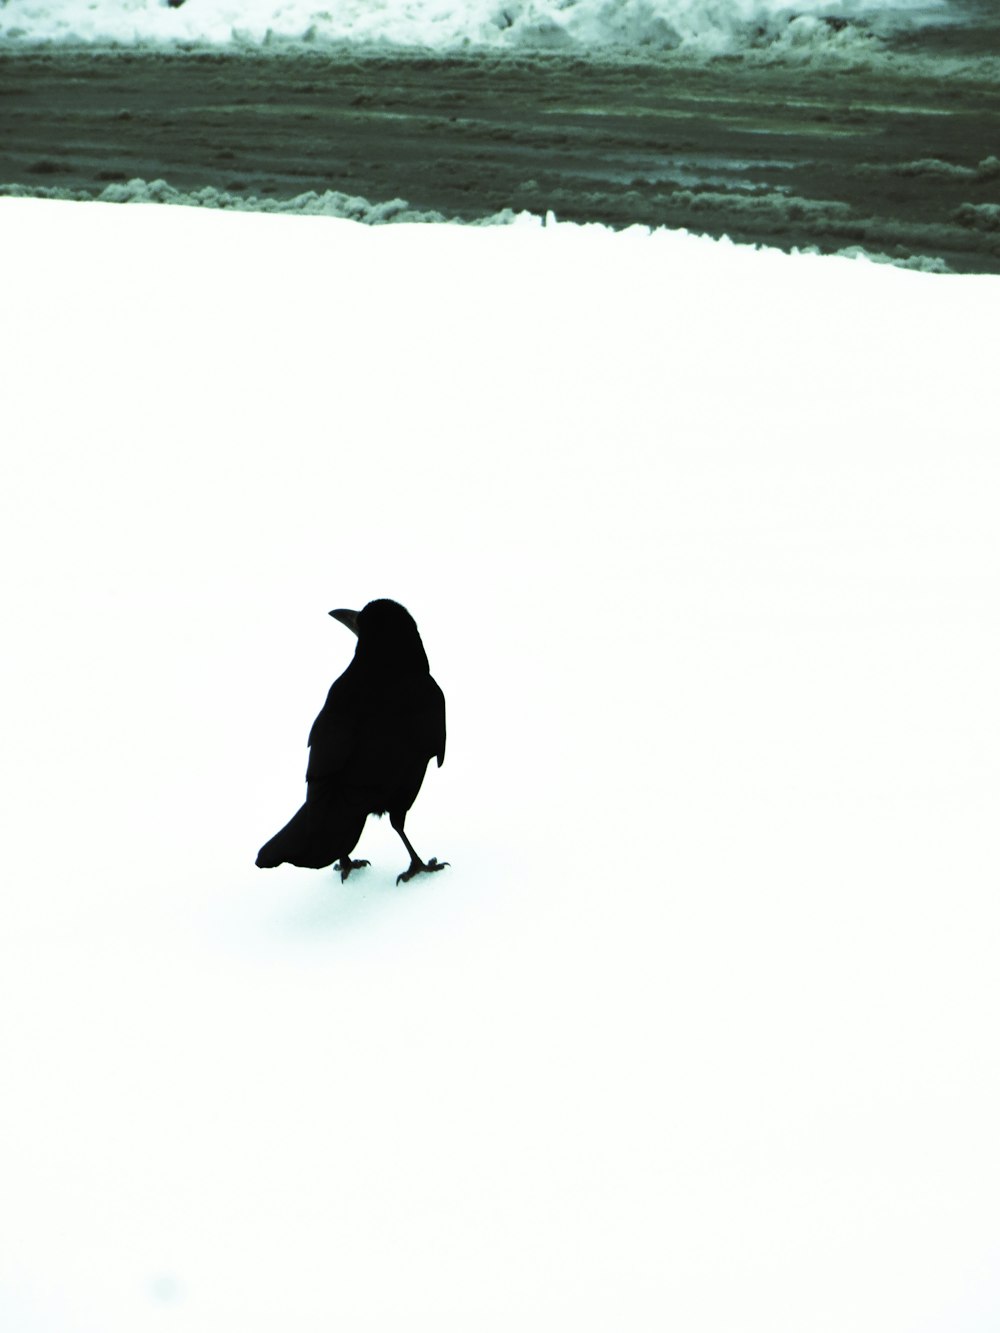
top-left (396, 857), bottom-right (449, 886)
top-left (336, 858), bottom-right (370, 883)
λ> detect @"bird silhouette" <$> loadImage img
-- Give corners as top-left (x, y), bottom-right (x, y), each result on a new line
top-left (256, 599), bottom-right (447, 884)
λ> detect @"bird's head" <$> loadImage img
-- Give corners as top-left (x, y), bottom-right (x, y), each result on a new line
top-left (329, 599), bottom-right (430, 673)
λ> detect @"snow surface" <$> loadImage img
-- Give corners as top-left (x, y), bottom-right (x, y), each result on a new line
top-left (1, 196), bottom-right (999, 1333)
top-left (0, 0), bottom-right (950, 52)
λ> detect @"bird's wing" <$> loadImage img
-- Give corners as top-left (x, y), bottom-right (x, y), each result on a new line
top-left (305, 676), bottom-right (357, 784)
top-left (428, 676), bottom-right (446, 768)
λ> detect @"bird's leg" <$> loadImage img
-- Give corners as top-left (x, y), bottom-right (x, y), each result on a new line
top-left (335, 857), bottom-right (370, 883)
top-left (391, 813), bottom-right (449, 885)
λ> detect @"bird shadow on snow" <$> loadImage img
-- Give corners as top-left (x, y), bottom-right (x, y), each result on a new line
top-left (270, 859), bottom-right (442, 942)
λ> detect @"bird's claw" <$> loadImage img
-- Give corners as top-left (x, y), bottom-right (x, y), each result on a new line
top-left (396, 857), bottom-right (449, 885)
top-left (336, 858), bottom-right (370, 883)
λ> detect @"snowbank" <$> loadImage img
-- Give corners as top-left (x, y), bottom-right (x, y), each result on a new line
top-left (0, 0), bottom-right (950, 54)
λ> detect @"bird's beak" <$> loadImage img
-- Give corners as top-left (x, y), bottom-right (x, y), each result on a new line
top-left (329, 608), bottom-right (360, 636)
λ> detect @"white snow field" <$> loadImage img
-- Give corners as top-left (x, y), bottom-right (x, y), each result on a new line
top-left (1, 196), bottom-right (999, 1333)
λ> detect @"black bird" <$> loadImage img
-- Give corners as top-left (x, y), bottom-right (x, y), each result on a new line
top-left (256, 599), bottom-right (447, 884)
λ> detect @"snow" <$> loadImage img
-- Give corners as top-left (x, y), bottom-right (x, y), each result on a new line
top-left (0, 0), bottom-right (950, 53)
top-left (1, 195), bottom-right (999, 1333)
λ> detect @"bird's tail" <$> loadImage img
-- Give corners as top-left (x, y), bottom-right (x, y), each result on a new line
top-left (255, 792), bottom-right (366, 870)
top-left (255, 826), bottom-right (291, 869)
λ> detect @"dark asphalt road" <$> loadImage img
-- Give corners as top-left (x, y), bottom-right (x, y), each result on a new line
top-left (2, 45), bottom-right (999, 270)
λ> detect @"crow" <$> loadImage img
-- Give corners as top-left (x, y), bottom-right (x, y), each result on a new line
top-left (256, 599), bottom-right (447, 885)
